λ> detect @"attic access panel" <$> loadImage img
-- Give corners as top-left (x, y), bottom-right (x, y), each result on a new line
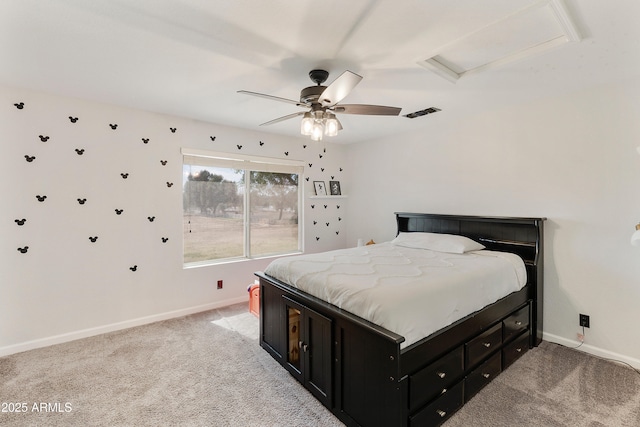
top-left (418, 0), bottom-right (580, 82)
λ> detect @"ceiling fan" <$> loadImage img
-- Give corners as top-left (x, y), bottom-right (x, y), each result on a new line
top-left (238, 69), bottom-right (401, 141)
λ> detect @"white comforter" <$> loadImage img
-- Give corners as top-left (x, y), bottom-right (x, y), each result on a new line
top-left (263, 242), bottom-right (526, 349)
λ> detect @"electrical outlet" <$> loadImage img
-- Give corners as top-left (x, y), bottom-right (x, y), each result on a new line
top-left (579, 313), bottom-right (590, 328)
top-left (217, 280), bottom-right (223, 289)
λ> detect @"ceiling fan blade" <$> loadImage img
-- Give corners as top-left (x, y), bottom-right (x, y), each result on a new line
top-left (333, 104), bottom-right (402, 116)
top-left (238, 90), bottom-right (304, 107)
top-left (259, 111), bottom-right (306, 126)
top-left (318, 71), bottom-right (363, 106)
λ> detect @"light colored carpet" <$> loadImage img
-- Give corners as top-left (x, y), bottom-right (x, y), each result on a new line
top-left (444, 340), bottom-right (640, 427)
top-left (0, 304), bottom-right (342, 427)
top-left (1, 303), bottom-right (639, 426)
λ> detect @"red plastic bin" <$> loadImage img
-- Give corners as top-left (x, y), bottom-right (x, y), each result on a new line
top-left (248, 284), bottom-right (260, 317)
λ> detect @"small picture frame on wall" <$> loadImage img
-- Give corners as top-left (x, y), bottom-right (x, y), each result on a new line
top-left (329, 181), bottom-right (341, 196)
top-left (314, 181), bottom-right (327, 196)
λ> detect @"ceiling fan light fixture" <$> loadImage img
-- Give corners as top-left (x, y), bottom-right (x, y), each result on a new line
top-left (311, 121), bottom-right (324, 141)
top-left (324, 112), bottom-right (339, 137)
top-left (240, 69), bottom-right (399, 141)
top-left (300, 112), bottom-right (314, 135)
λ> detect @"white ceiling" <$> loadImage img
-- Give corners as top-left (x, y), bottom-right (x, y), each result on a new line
top-left (1, 0), bottom-right (639, 144)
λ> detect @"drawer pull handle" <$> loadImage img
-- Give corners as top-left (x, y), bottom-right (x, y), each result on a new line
top-left (483, 373), bottom-right (491, 379)
top-left (436, 410), bottom-right (447, 418)
top-left (437, 372), bottom-right (446, 379)
top-left (515, 321), bottom-right (523, 326)
top-left (516, 347), bottom-right (522, 353)
top-left (483, 342), bottom-right (491, 348)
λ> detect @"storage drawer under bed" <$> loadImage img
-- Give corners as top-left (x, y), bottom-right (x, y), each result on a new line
top-left (464, 351), bottom-right (502, 401)
top-left (409, 346), bottom-right (464, 411)
top-left (465, 323), bottom-right (502, 369)
top-left (409, 381), bottom-right (464, 427)
top-left (502, 331), bottom-right (530, 369)
top-left (503, 305), bottom-right (530, 343)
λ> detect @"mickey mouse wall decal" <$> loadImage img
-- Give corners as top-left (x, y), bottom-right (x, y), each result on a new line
top-left (210, 136), bottom-right (216, 141)
top-left (259, 141), bottom-right (264, 146)
top-left (142, 138), bottom-right (149, 144)
top-left (24, 155), bottom-right (35, 162)
top-left (115, 209), bottom-right (123, 215)
top-left (14, 102), bottom-right (24, 109)
top-left (303, 145), bottom-right (307, 149)
top-left (321, 168), bottom-right (325, 172)
top-left (166, 182), bottom-right (173, 187)
top-left (331, 176), bottom-right (334, 179)
top-left (305, 177), bottom-right (309, 181)
top-left (147, 216), bottom-right (155, 222)
top-left (237, 145), bottom-right (242, 150)
top-left (338, 217), bottom-right (342, 221)
top-left (130, 265), bottom-right (138, 271)
top-left (326, 222), bottom-right (330, 226)
top-left (36, 195), bottom-right (47, 202)
top-left (316, 237), bottom-right (320, 241)
top-left (77, 198), bottom-right (87, 205)
top-left (120, 173), bottom-right (129, 179)
top-left (319, 154), bottom-right (323, 159)
top-left (169, 127), bottom-right (176, 133)
top-left (75, 148), bottom-right (85, 155)
top-left (15, 219), bottom-right (26, 226)
top-left (161, 237), bottom-right (169, 243)
top-left (339, 167), bottom-right (343, 172)
top-left (313, 221), bottom-right (317, 225)
top-left (109, 124), bottom-right (118, 130)
top-left (337, 205), bottom-right (340, 209)
top-left (311, 204), bottom-right (315, 209)
top-left (39, 135), bottom-right (49, 142)
top-left (160, 160), bottom-right (167, 165)
top-left (284, 151), bottom-right (289, 156)
top-left (17, 246), bottom-right (29, 253)
top-left (324, 205), bottom-right (328, 209)
top-left (308, 163), bottom-right (312, 168)
top-left (88, 236), bottom-right (98, 243)
top-left (336, 231), bottom-right (340, 235)
top-left (69, 116), bottom-right (78, 123)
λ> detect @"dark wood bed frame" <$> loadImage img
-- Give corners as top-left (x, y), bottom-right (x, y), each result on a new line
top-left (256, 213), bottom-right (545, 427)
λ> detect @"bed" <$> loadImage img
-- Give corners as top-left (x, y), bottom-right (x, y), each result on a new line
top-left (255, 213), bottom-right (545, 427)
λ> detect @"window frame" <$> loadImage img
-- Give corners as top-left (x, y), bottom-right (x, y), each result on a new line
top-left (181, 148), bottom-right (304, 267)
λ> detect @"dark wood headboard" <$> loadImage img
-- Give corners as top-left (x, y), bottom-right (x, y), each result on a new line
top-left (395, 212), bottom-right (546, 344)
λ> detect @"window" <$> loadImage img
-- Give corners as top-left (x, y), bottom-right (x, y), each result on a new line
top-left (182, 149), bottom-right (303, 266)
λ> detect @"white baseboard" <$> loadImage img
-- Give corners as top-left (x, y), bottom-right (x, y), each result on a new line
top-left (543, 332), bottom-right (640, 370)
top-left (0, 296), bottom-right (248, 357)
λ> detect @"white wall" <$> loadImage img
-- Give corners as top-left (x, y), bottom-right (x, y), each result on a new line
top-left (345, 77), bottom-right (640, 367)
top-left (4, 78), bottom-right (640, 367)
top-left (0, 85), bottom-right (348, 355)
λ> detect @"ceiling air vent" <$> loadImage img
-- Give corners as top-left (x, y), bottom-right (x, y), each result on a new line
top-left (403, 107), bottom-right (441, 119)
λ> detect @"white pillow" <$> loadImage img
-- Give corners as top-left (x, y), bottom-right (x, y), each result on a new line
top-left (391, 232), bottom-right (485, 254)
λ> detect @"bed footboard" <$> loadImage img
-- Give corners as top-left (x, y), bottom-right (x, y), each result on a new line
top-left (257, 272), bottom-right (405, 426)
